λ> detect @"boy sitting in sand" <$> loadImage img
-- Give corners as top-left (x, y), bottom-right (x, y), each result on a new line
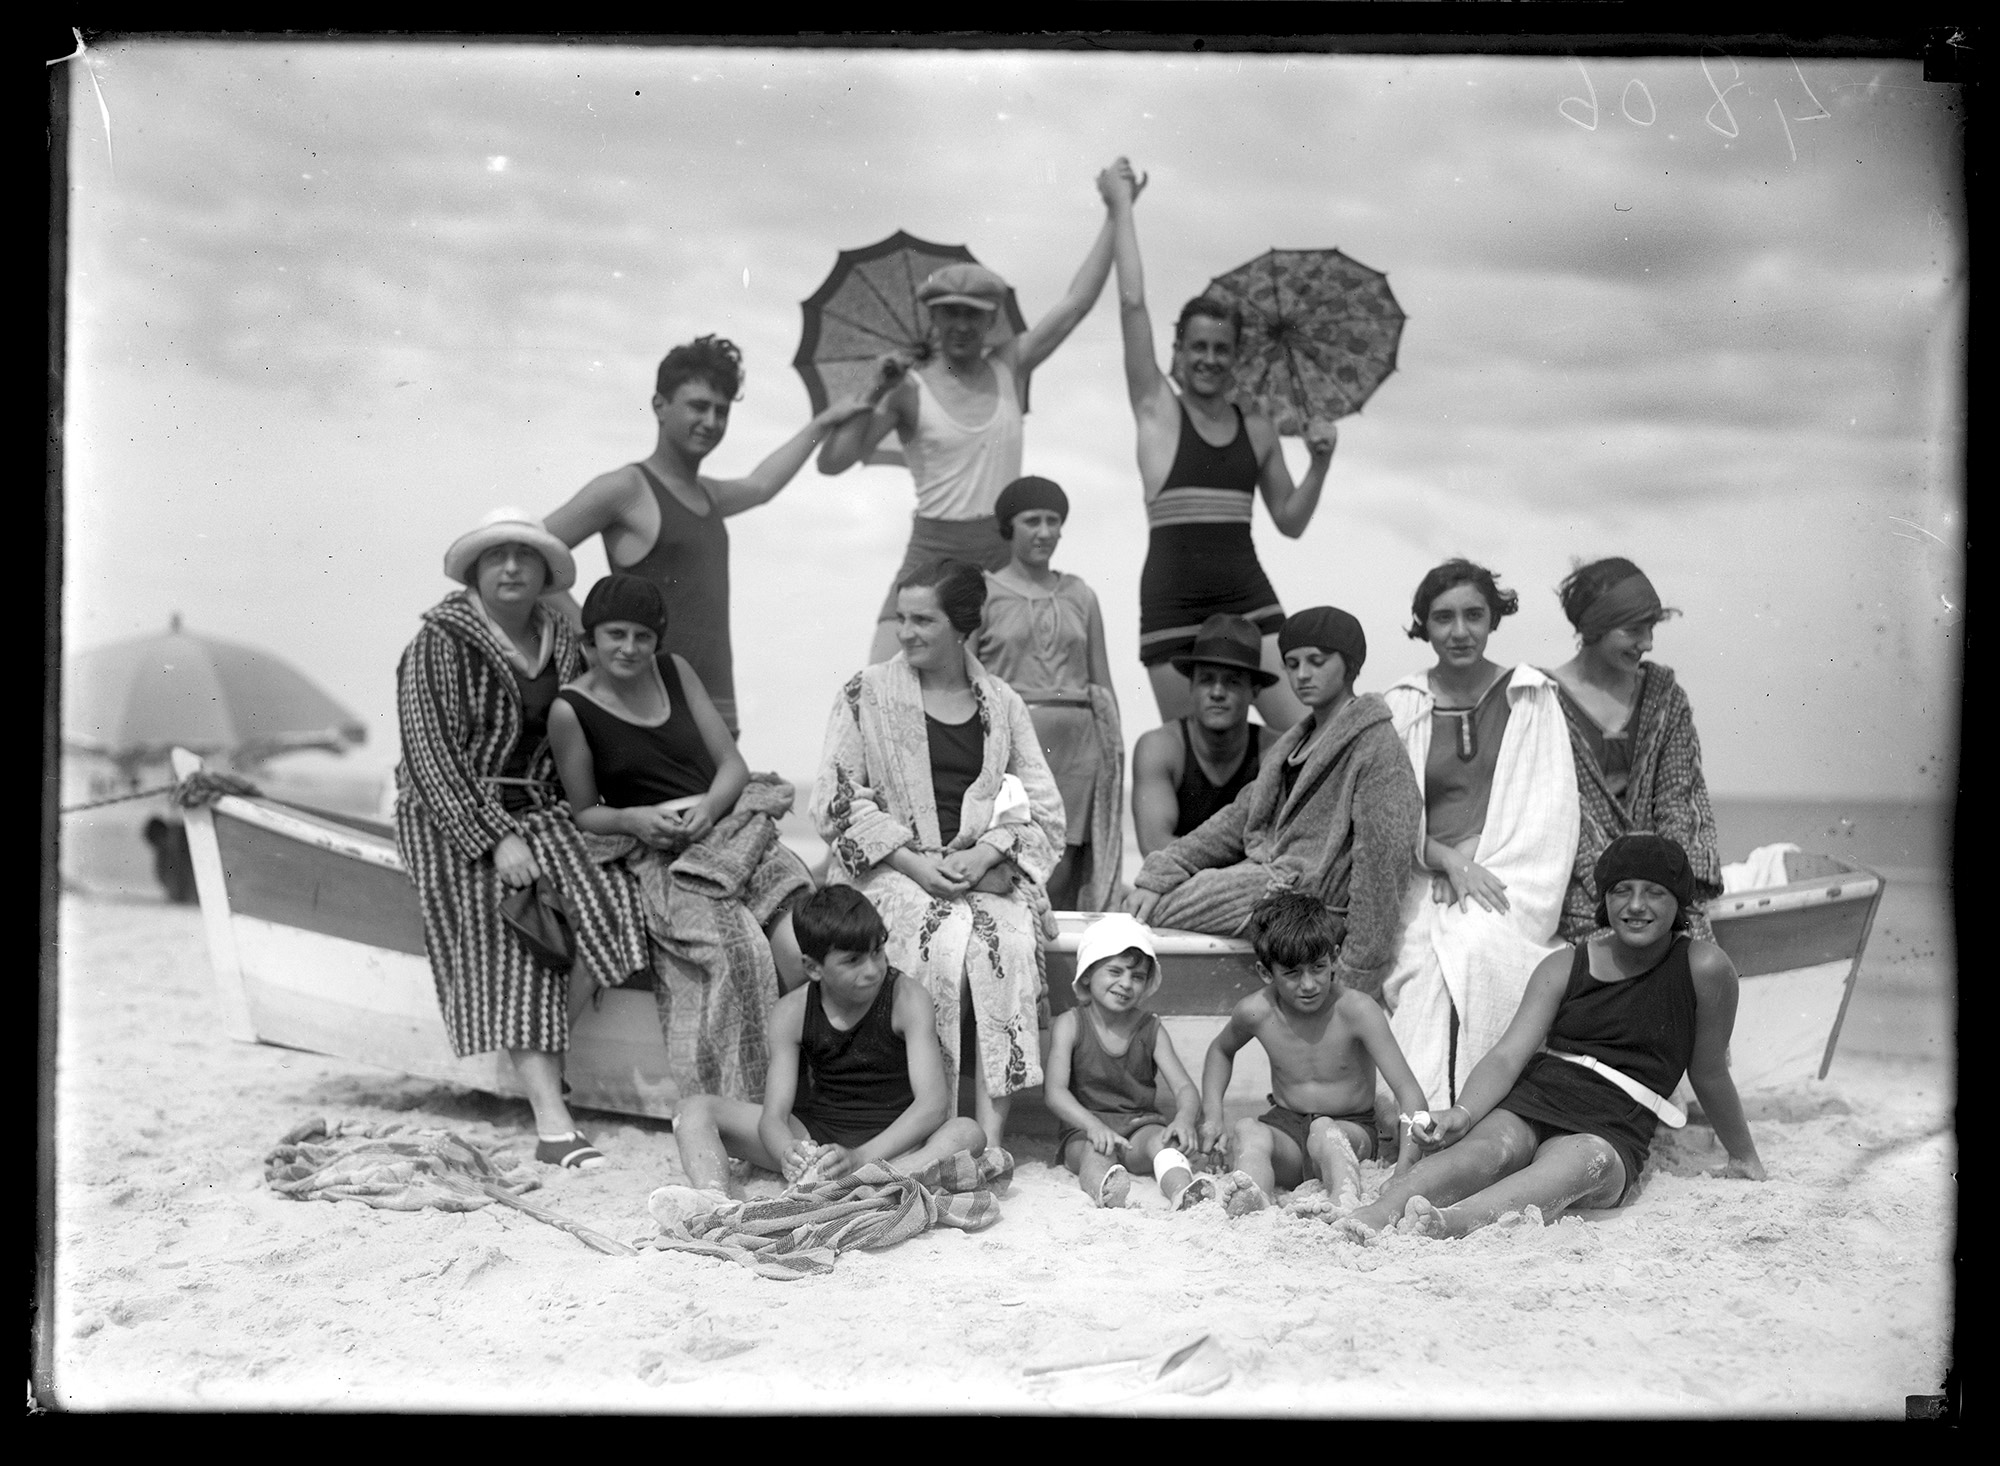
top-left (1187, 892), bottom-right (1429, 1216)
top-left (1045, 913), bottom-right (1205, 1208)
top-left (653, 886), bottom-right (989, 1219)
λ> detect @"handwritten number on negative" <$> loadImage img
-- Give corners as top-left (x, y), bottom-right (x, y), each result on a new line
top-left (1560, 57), bottom-right (1598, 131)
top-left (1701, 50), bottom-right (1743, 139)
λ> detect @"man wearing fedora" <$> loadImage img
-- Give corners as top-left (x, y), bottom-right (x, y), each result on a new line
top-left (817, 162), bottom-right (1139, 664)
top-left (1131, 614), bottom-right (1279, 855)
top-left (543, 334), bottom-right (871, 738)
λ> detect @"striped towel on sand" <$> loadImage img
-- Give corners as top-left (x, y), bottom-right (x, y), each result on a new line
top-left (645, 1151), bottom-right (1001, 1280)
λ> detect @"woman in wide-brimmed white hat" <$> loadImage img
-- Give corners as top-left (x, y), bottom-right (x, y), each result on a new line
top-left (394, 507), bottom-right (651, 1169)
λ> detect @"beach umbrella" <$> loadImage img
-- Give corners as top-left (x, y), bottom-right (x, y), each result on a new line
top-left (794, 230), bottom-right (1030, 467)
top-left (64, 614), bottom-right (367, 769)
top-left (1202, 247), bottom-right (1406, 435)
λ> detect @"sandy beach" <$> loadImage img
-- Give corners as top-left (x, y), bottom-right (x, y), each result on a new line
top-left (45, 864), bottom-right (1954, 1416)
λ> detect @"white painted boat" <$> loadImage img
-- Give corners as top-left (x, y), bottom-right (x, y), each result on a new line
top-left (174, 749), bottom-right (1882, 1122)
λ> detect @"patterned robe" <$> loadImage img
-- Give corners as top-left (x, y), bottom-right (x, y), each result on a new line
top-left (394, 591), bottom-right (649, 1057)
top-left (1554, 661), bottom-right (1721, 942)
top-left (809, 650), bottom-right (1065, 1099)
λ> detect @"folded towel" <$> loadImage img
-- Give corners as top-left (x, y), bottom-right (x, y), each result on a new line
top-left (1721, 842), bottom-right (1801, 893)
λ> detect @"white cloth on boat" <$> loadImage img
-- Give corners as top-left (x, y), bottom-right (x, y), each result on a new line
top-left (1380, 666), bottom-right (1579, 1107)
top-left (1721, 842), bottom-right (1801, 893)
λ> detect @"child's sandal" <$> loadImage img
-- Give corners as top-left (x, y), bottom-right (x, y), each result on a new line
top-left (1093, 1164), bottom-right (1132, 1209)
top-left (534, 1132), bottom-right (605, 1169)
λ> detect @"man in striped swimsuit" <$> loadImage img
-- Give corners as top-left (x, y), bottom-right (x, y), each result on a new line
top-left (1102, 159), bottom-right (1339, 730)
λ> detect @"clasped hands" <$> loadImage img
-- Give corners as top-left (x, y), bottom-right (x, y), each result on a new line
top-left (896, 844), bottom-right (1010, 900)
top-left (624, 801), bottom-right (715, 851)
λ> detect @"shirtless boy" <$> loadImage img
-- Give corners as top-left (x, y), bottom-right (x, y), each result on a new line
top-left (652, 886), bottom-right (989, 1220)
top-left (543, 335), bottom-right (870, 736)
top-left (1130, 613), bottom-right (1279, 855)
top-left (1188, 892), bottom-right (1429, 1216)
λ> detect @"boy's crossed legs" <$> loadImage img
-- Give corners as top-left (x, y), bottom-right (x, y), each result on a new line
top-left (660, 1095), bottom-right (987, 1213)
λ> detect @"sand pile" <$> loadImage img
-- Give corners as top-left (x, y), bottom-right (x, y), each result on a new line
top-left (48, 896), bottom-right (1953, 1414)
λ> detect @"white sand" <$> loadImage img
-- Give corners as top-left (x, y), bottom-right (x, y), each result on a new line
top-left (49, 894), bottom-right (1954, 1415)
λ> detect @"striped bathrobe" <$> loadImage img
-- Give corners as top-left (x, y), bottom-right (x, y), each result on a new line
top-left (394, 591), bottom-right (649, 1057)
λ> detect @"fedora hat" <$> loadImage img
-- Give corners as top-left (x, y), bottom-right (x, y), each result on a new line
top-left (443, 507), bottom-right (577, 594)
top-left (1170, 613), bottom-right (1280, 687)
top-left (1071, 913), bottom-right (1162, 1003)
top-left (917, 262), bottom-right (1010, 313)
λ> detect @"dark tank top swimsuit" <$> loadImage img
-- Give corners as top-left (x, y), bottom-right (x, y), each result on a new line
top-left (1497, 935), bottom-right (1699, 1205)
top-left (1172, 720), bottom-right (1268, 836)
top-left (497, 659), bottom-right (562, 813)
top-left (1138, 401), bottom-right (1284, 666)
top-left (554, 655), bottom-right (717, 807)
top-left (618, 463), bottom-right (737, 734)
top-left (926, 711), bottom-right (985, 846)
top-left (790, 969), bottom-right (917, 1148)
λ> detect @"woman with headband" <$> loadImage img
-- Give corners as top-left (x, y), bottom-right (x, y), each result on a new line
top-left (1546, 558), bottom-right (1722, 940)
top-left (972, 475), bottom-right (1123, 911)
top-left (1340, 833), bottom-right (1764, 1241)
top-left (1380, 560), bottom-right (1579, 1112)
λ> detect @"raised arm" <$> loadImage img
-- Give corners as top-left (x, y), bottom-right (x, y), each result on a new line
top-left (1002, 162), bottom-right (1134, 379)
top-left (1249, 413), bottom-right (1338, 540)
top-left (1105, 163), bottom-right (1176, 422)
top-left (817, 362), bottom-right (917, 475)
top-left (710, 396), bottom-right (875, 514)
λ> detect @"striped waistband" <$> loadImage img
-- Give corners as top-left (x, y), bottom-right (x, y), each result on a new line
top-left (1146, 486), bottom-right (1256, 529)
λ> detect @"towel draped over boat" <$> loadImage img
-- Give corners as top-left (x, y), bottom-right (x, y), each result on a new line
top-left (1131, 692), bottom-right (1422, 998)
top-left (810, 650), bottom-right (1064, 1100)
top-left (586, 774), bottom-right (814, 1104)
top-left (644, 1152), bottom-right (1001, 1280)
top-left (1379, 667), bottom-right (1579, 1105)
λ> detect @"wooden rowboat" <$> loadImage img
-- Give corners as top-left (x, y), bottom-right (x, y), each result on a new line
top-left (172, 749), bottom-right (1883, 1121)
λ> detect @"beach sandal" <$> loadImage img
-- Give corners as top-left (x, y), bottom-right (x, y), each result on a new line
top-left (534, 1131), bottom-right (605, 1169)
top-left (1093, 1164), bottom-right (1132, 1209)
top-left (1174, 1174), bottom-right (1221, 1211)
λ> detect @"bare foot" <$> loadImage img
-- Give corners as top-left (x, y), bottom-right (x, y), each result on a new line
top-left (1221, 1171), bottom-right (1270, 1218)
top-left (647, 1184), bottom-right (729, 1234)
top-left (1330, 1217), bottom-right (1377, 1245)
top-left (1396, 1195), bottom-right (1453, 1239)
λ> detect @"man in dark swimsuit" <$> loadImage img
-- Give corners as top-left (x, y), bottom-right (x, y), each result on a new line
top-left (1131, 614), bottom-right (1280, 855)
top-left (542, 335), bottom-right (869, 736)
top-left (1102, 159), bottom-right (1339, 730)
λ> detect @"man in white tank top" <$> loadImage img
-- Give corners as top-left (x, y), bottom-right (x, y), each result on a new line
top-left (818, 162), bottom-right (1139, 663)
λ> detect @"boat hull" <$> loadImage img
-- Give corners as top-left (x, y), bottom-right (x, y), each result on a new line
top-left (174, 752), bottom-right (1882, 1123)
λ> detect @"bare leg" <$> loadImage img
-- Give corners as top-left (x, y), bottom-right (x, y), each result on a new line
top-left (959, 974), bottom-right (1012, 1151)
top-left (1230, 1116), bottom-right (1300, 1203)
top-left (1064, 1136), bottom-right (1129, 1205)
top-left (892, 1115), bottom-right (989, 1175)
top-left (868, 620), bottom-right (901, 665)
top-left (1342, 1110), bottom-right (1540, 1235)
top-left (765, 910), bottom-right (806, 993)
top-left (1400, 1134), bottom-right (1627, 1239)
top-left (1251, 635), bottom-right (1307, 731)
top-left (671, 1094), bottom-right (788, 1194)
top-left (511, 1049), bottom-right (577, 1137)
top-left (1309, 1118), bottom-right (1368, 1211)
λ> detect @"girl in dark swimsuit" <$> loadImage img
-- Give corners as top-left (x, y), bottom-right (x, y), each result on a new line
top-left (1340, 834), bottom-right (1764, 1241)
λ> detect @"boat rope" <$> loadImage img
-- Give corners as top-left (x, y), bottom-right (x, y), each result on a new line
top-left (59, 783), bottom-right (178, 814)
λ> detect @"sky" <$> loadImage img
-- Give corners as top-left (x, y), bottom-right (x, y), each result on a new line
top-left (60, 39), bottom-right (1965, 803)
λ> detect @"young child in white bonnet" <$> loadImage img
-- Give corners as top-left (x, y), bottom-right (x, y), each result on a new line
top-left (1042, 913), bottom-right (1205, 1207)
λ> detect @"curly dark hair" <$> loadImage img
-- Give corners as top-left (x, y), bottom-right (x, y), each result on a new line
top-left (894, 558), bottom-right (988, 636)
top-left (1246, 891), bottom-right (1346, 972)
top-left (1406, 558), bottom-right (1520, 641)
top-left (655, 334), bottom-right (744, 402)
top-left (1173, 295), bottom-right (1244, 347)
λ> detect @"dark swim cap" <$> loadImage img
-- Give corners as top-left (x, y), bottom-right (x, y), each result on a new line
top-left (1277, 606), bottom-right (1367, 680)
top-left (993, 475), bottom-right (1069, 538)
top-left (580, 573), bottom-right (668, 637)
top-left (1592, 832), bottom-right (1696, 928)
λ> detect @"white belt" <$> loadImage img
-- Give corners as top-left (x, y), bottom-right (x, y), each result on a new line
top-left (1542, 1048), bottom-right (1687, 1129)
